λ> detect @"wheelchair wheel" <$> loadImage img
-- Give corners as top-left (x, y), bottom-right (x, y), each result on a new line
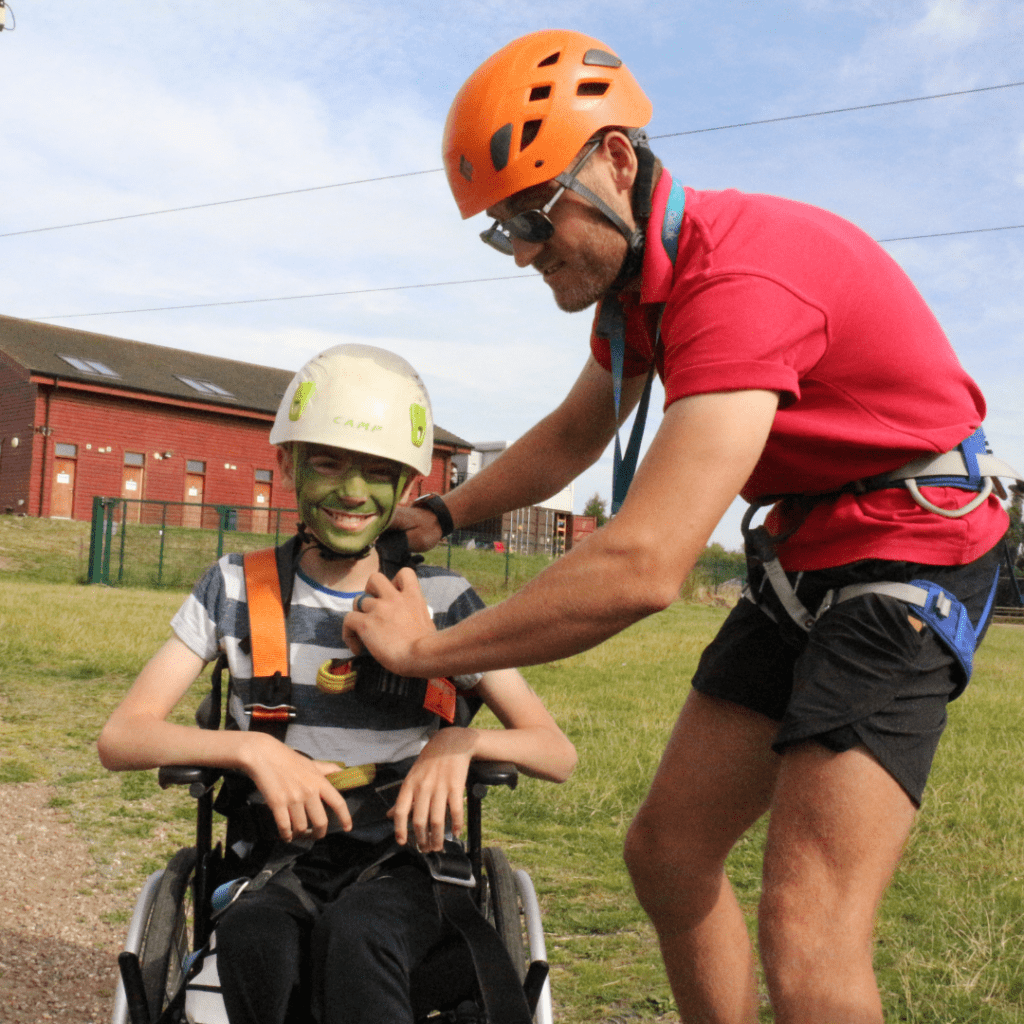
top-left (137, 847), bottom-right (197, 1021)
top-left (482, 847), bottom-right (528, 982)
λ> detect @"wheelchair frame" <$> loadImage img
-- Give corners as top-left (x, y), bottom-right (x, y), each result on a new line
top-left (111, 760), bottom-right (553, 1024)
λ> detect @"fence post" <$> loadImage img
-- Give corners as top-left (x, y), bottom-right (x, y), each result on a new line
top-left (87, 496), bottom-right (106, 584)
top-left (117, 500), bottom-right (128, 583)
top-left (101, 500), bottom-right (115, 585)
top-left (157, 503), bottom-right (168, 586)
top-left (217, 506), bottom-right (226, 560)
top-left (504, 526), bottom-right (512, 588)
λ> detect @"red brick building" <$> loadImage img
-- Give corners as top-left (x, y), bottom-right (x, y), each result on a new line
top-left (0, 314), bottom-right (471, 525)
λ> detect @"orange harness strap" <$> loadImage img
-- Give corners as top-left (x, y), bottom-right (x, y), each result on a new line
top-left (244, 547), bottom-right (289, 680)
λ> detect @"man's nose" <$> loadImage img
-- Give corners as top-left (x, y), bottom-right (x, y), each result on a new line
top-left (511, 236), bottom-right (543, 268)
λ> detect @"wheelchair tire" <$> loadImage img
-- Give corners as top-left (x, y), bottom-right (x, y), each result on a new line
top-left (482, 847), bottom-right (528, 982)
top-left (137, 846), bottom-right (197, 1022)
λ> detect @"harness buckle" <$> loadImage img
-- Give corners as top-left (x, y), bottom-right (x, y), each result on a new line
top-left (244, 703), bottom-right (297, 723)
top-left (423, 850), bottom-right (477, 889)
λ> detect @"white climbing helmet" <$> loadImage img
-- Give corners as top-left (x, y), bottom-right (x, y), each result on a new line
top-left (270, 344), bottom-right (433, 477)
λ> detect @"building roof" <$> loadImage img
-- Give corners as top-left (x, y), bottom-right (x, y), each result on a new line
top-left (0, 314), bottom-right (471, 449)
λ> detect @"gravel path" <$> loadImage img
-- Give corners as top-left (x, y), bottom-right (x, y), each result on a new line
top-left (0, 783), bottom-right (126, 1024)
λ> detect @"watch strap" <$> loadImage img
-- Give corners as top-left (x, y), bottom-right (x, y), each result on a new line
top-left (413, 493), bottom-right (454, 538)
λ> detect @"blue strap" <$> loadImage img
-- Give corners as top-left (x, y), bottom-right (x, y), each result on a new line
top-left (607, 179), bottom-right (686, 514)
top-left (907, 426), bottom-right (991, 492)
top-left (905, 566), bottom-right (1000, 680)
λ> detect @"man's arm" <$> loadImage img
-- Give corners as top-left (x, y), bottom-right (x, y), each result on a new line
top-left (346, 388), bottom-right (779, 675)
top-left (395, 354), bottom-right (648, 549)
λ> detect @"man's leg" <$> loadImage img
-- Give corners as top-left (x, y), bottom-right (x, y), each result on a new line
top-left (624, 690), bottom-right (781, 1024)
top-left (759, 742), bottom-right (916, 1024)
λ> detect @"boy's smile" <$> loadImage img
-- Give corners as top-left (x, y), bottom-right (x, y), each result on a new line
top-left (284, 442), bottom-right (409, 557)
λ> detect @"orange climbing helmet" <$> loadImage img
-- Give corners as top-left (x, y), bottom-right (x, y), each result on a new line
top-left (442, 29), bottom-right (653, 219)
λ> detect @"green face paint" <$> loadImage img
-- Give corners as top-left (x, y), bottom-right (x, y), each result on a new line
top-left (290, 443), bottom-right (408, 556)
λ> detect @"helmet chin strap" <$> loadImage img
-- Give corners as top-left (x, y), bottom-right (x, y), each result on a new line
top-left (297, 521), bottom-right (373, 562)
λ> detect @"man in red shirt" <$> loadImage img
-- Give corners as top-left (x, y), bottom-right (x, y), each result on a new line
top-left (345, 29), bottom-right (1012, 1024)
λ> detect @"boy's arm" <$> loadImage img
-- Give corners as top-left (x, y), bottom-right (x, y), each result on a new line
top-left (98, 635), bottom-right (352, 841)
top-left (390, 667), bottom-right (576, 851)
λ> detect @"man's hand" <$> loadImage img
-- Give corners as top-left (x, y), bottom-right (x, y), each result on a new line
top-left (240, 732), bottom-right (353, 842)
top-left (389, 728), bottom-right (475, 852)
top-left (390, 505), bottom-right (444, 552)
top-left (342, 567), bottom-right (437, 673)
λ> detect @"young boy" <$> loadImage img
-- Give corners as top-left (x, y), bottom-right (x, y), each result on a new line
top-left (99, 344), bottom-right (577, 1024)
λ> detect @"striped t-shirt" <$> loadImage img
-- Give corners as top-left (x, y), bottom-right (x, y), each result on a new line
top-left (172, 552), bottom-right (485, 774)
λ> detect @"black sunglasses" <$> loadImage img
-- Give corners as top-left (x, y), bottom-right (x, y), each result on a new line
top-left (480, 139), bottom-right (603, 256)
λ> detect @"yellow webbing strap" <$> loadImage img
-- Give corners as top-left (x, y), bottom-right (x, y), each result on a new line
top-left (244, 547), bottom-right (289, 679)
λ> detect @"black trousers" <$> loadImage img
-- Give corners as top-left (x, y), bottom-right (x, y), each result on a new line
top-left (217, 843), bottom-right (452, 1024)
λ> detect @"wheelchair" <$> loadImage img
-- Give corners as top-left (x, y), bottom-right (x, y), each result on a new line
top-left (110, 757), bottom-right (553, 1024)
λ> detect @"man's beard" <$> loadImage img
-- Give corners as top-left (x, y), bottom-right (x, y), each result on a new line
top-left (545, 215), bottom-right (628, 313)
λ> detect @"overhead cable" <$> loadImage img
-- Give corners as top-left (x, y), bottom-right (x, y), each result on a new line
top-left (5, 79), bottom-right (1023, 241)
top-left (33, 219), bottom-right (1024, 320)
top-left (33, 273), bottom-right (541, 320)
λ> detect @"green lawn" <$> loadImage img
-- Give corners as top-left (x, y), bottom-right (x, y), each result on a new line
top-left (2, 569), bottom-right (1023, 1021)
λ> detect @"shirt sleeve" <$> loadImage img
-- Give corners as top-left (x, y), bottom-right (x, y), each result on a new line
top-left (170, 561), bottom-right (226, 662)
top-left (661, 274), bottom-right (828, 407)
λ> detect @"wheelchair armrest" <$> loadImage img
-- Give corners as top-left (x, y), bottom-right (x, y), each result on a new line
top-left (467, 761), bottom-right (518, 793)
top-left (157, 765), bottom-right (222, 798)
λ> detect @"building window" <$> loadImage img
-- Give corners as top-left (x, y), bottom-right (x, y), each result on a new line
top-left (54, 443), bottom-right (78, 458)
top-left (254, 469), bottom-right (273, 483)
top-left (124, 451), bottom-right (144, 467)
top-left (186, 460), bottom-right (206, 475)
top-left (58, 355), bottom-right (120, 378)
top-left (175, 375), bottom-right (234, 398)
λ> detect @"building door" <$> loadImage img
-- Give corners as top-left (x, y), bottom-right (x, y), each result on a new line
top-left (252, 473), bottom-right (272, 534)
top-left (184, 461), bottom-right (205, 528)
top-left (121, 453), bottom-right (145, 525)
top-left (51, 452), bottom-right (76, 519)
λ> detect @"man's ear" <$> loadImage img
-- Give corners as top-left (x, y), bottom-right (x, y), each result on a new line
top-left (601, 131), bottom-right (639, 196)
top-left (276, 445), bottom-right (296, 491)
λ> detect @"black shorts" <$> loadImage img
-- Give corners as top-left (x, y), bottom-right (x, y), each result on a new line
top-left (691, 545), bottom-right (1002, 804)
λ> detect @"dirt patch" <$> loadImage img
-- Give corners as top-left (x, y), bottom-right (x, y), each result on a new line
top-left (0, 783), bottom-right (127, 1024)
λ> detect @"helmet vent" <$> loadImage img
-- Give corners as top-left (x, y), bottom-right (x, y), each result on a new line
top-left (529, 85), bottom-right (551, 101)
top-left (576, 81), bottom-right (609, 97)
top-left (459, 155), bottom-right (473, 182)
top-left (537, 51), bottom-right (560, 67)
top-left (582, 48), bottom-right (622, 68)
top-left (489, 123), bottom-right (513, 171)
top-left (521, 119), bottom-right (542, 150)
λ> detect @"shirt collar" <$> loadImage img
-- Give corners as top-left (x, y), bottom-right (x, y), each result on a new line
top-left (638, 168), bottom-right (677, 307)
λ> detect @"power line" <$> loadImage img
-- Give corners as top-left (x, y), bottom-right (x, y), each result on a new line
top-left (0, 169), bottom-right (442, 239)
top-left (32, 273), bottom-right (540, 320)
top-left (876, 224), bottom-right (1024, 243)
top-left (652, 79), bottom-right (1024, 139)
top-left (32, 220), bottom-right (1024, 320)
top-left (5, 79), bottom-right (1022, 241)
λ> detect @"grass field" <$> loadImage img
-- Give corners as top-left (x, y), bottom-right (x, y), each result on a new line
top-left (1, 519), bottom-right (1023, 1021)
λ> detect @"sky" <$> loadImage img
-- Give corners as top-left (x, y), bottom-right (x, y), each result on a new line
top-left (2, 0), bottom-right (1022, 549)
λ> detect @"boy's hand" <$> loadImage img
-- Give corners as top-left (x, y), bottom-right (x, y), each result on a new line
top-left (389, 728), bottom-right (475, 853)
top-left (241, 733), bottom-right (353, 842)
top-left (342, 568), bottom-right (436, 674)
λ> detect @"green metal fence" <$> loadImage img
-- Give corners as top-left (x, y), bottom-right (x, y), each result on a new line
top-left (87, 496), bottom-right (297, 588)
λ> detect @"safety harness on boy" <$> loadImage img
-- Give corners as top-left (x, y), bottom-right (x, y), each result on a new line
top-left (241, 530), bottom-right (460, 741)
top-left (220, 530), bottom-right (540, 1024)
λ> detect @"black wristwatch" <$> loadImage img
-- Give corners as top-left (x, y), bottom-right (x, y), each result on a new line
top-left (412, 492), bottom-right (455, 538)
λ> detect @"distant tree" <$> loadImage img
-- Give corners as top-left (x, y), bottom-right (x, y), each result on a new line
top-left (583, 492), bottom-right (608, 527)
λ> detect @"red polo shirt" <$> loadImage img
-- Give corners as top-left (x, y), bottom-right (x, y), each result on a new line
top-left (591, 170), bottom-right (1007, 570)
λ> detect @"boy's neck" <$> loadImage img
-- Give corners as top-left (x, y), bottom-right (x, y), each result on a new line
top-left (298, 542), bottom-right (380, 592)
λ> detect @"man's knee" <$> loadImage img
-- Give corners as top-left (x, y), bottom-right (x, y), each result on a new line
top-left (624, 805), bottom-right (726, 927)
